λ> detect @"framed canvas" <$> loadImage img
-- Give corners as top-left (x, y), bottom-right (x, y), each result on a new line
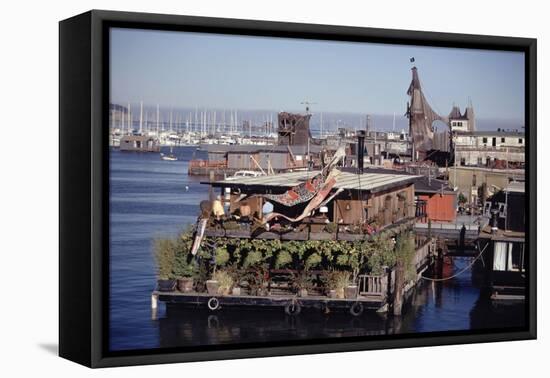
top-left (59, 10), bottom-right (536, 368)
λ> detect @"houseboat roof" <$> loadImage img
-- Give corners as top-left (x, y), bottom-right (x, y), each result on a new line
top-left (414, 176), bottom-right (455, 194)
top-left (207, 170), bottom-right (420, 194)
top-left (478, 225), bottom-right (525, 242)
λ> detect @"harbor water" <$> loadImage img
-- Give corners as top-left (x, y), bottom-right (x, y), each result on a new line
top-left (109, 147), bottom-right (525, 352)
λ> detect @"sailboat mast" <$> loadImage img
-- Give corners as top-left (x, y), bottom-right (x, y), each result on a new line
top-left (139, 101), bottom-right (143, 134)
top-left (127, 102), bottom-right (131, 134)
top-left (156, 104), bottom-right (160, 135)
top-left (169, 110), bottom-right (173, 133)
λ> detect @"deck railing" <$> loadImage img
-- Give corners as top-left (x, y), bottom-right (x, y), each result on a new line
top-left (358, 274), bottom-right (388, 297)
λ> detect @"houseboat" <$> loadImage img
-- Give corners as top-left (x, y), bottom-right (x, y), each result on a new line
top-left (152, 143), bottom-right (436, 317)
top-left (478, 181), bottom-right (526, 300)
top-left (119, 135), bottom-right (161, 152)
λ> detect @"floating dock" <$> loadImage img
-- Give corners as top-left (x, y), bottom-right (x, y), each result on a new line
top-left (152, 291), bottom-right (385, 316)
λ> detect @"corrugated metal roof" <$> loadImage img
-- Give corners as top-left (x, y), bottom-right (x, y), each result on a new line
top-left (210, 170), bottom-right (419, 193)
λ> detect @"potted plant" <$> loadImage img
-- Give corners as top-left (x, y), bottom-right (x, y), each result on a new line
top-left (345, 283), bottom-right (358, 299)
top-left (292, 271), bottom-right (312, 297)
top-left (205, 245), bottom-right (232, 295)
top-left (225, 264), bottom-right (243, 295)
top-left (329, 271), bottom-right (350, 299)
top-left (176, 264), bottom-right (197, 293)
top-left (206, 278), bottom-right (220, 295)
top-left (211, 269), bottom-right (234, 296)
top-left (154, 238), bottom-right (177, 292)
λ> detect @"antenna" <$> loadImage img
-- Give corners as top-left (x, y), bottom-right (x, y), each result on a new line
top-left (300, 100), bottom-right (317, 114)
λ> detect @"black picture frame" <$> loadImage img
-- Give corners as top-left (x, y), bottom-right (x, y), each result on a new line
top-left (59, 9), bottom-right (537, 368)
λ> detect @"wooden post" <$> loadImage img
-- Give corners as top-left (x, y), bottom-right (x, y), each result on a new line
top-left (209, 170), bottom-right (215, 201)
top-left (393, 259), bottom-right (404, 316)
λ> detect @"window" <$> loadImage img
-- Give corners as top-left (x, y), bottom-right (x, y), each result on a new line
top-left (501, 137), bottom-right (506, 143)
top-left (460, 157), bottom-right (466, 166)
top-left (477, 157), bottom-right (483, 166)
top-left (482, 137), bottom-right (488, 144)
top-left (493, 242), bottom-right (509, 271)
top-left (493, 241), bottom-right (525, 272)
top-left (518, 138), bottom-right (523, 144)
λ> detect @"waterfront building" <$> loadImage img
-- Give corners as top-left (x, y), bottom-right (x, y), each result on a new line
top-left (453, 130), bottom-right (525, 168)
top-left (415, 176), bottom-right (457, 223)
top-left (448, 165), bottom-right (524, 204)
top-left (119, 135), bottom-right (160, 152)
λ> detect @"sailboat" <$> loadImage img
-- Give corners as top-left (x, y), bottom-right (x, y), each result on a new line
top-left (160, 145), bottom-right (178, 161)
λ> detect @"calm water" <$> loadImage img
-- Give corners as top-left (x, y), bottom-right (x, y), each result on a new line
top-left (109, 147), bottom-right (525, 352)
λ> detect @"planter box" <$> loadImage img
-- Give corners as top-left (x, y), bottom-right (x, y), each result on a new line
top-left (204, 228), bottom-right (225, 237)
top-left (225, 229), bottom-right (251, 238)
top-left (254, 231), bottom-right (280, 240)
top-left (281, 231), bottom-right (309, 241)
top-left (338, 233), bottom-right (365, 241)
top-left (309, 232), bottom-right (336, 241)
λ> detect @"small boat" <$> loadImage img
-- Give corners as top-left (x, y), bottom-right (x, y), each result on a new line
top-left (160, 153), bottom-right (178, 161)
top-left (225, 170), bottom-right (266, 180)
top-left (160, 146), bottom-right (178, 161)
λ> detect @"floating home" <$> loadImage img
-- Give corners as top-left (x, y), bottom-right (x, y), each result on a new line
top-left (119, 135), bottom-right (160, 152)
top-left (153, 154), bottom-right (437, 316)
top-left (478, 181), bottom-right (526, 300)
top-left (188, 144), bottom-right (326, 176)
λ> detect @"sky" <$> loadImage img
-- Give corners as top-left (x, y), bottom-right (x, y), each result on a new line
top-left (110, 27), bottom-right (525, 123)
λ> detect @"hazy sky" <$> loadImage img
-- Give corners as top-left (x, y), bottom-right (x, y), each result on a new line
top-left (110, 28), bottom-right (525, 122)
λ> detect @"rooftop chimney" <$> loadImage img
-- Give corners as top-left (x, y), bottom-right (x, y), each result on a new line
top-left (357, 130), bottom-right (365, 173)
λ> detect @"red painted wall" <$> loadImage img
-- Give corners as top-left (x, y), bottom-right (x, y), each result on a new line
top-left (419, 193), bottom-right (456, 222)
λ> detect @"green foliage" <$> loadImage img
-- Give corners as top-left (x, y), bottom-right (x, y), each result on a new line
top-left (305, 253), bottom-right (322, 270)
top-left (214, 246), bottom-right (230, 267)
top-left (366, 233), bottom-right (397, 275)
top-left (275, 250), bottom-right (293, 269)
top-left (395, 232), bottom-right (416, 282)
top-left (458, 192), bottom-right (467, 204)
top-left (154, 238), bottom-right (177, 280)
top-left (243, 250), bottom-right (263, 268)
top-left (153, 226), bottom-right (418, 291)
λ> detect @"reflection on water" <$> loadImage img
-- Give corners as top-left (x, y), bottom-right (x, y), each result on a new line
top-left (109, 148), bottom-right (525, 352)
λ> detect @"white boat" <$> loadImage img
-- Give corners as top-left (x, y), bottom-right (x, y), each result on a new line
top-left (160, 153), bottom-right (178, 161)
top-left (160, 146), bottom-right (178, 161)
top-left (225, 170), bottom-right (266, 180)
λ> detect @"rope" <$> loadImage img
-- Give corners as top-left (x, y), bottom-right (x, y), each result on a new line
top-left (420, 242), bottom-right (488, 282)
